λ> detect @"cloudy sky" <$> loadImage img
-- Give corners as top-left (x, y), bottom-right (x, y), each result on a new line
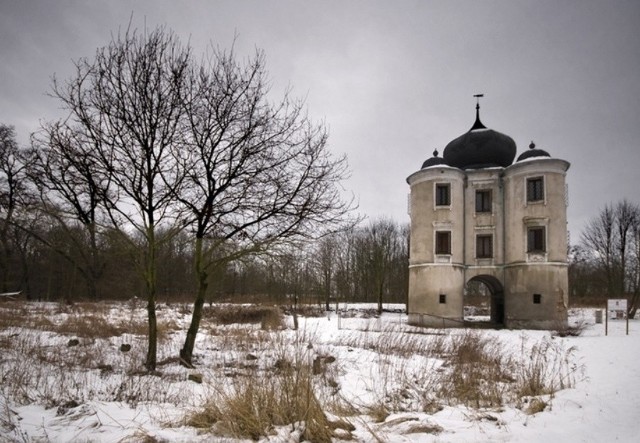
top-left (1, 0), bottom-right (639, 240)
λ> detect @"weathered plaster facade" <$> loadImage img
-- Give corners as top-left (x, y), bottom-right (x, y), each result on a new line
top-left (407, 105), bottom-right (570, 330)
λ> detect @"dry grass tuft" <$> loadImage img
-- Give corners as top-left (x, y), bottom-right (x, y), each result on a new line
top-left (515, 337), bottom-right (580, 397)
top-left (189, 361), bottom-right (332, 442)
top-left (56, 315), bottom-right (125, 338)
top-left (525, 397), bottom-right (548, 415)
top-left (205, 304), bottom-right (284, 330)
top-left (438, 331), bottom-right (512, 408)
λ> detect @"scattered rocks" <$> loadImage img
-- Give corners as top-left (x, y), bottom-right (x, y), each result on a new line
top-left (188, 373), bottom-right (203, 384)
top-left (245, 353), bottom-right (258, 360)
top-left (56, 399), bottom-right (79, 416)
top-left (120, 344), bottom-right (131, 352)
top-left (312, 355), bottom-right (337, 375)
top-left (97, 364), bottom-right (114, 375)
top-left (67, 339), bottom-right (80, 347)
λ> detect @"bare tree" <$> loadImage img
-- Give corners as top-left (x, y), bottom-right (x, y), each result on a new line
top-left (48, 27), bottom-right (191, 371)
top-left (28, 122), bottom-right (109, 299)
top-left (364, 218), bottom-right (402, 314)
top-left (0, 124), bottom-right (31, 293)
top-left (581, 200), bottom-right (640, 316)
top-left (175, 47), bottom-right (355, 365)
top-left (315, 234), bottom-right (338, 311)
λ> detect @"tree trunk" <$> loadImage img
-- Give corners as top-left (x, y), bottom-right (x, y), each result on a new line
top-left (180, 280), bottom-right (207, 366)
top-left (180, 236), bottom-right (207, 367)
top-left (146, 296), bottom-right (157, 371)
top-left (145, 227), bottom-right (158, 372)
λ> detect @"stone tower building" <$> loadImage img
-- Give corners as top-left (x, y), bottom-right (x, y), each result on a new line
top-left (406, 101), bottom-right (570, 329)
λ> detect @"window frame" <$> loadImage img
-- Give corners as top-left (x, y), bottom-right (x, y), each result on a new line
top-left (476, 234), bottom-right (493, 258)
top-left (526, 176), bottom-right (545, 203)
top-left (435, 230), bottom-right (451, 255)
top-left (435, 183), bottom-right (451, 207)
top-left (527, 226), bottom-right (546, 253)
top-left (475, 189), bottom-right (492, 213)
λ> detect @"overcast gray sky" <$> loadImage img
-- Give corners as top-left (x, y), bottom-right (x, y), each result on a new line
top-left (1, 0), bottom-right (639, 240)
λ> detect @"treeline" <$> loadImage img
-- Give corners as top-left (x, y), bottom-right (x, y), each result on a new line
top-left (0, 187), bottom-right (409, 307)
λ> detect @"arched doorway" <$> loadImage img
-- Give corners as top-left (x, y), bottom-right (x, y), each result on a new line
top-left (464, 275), bottom-right (504, 326)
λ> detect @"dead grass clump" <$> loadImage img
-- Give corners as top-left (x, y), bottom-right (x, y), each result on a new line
top-left (515, 337), bottom-right (580, 398)
top-left (56, 315), bottom-right (124, 338)
top-left (553, 319), bottom-right (587, 337)
top-left (0, 303), bottom-right (30, 328)
top-left (524, 397), bottom-right (548, 415)
top-left (189, 360), bottom-right (332, 442)
top-left (366, 403), bottom-right (390, 423)
top-left (207, 305), bottom-right (284, 329)
top-left (294, 304), bottom-right (326, 318)
top-left (404, 422), bottom-right (444, 435)
top-left (438, 331), bottom-right (512, 408)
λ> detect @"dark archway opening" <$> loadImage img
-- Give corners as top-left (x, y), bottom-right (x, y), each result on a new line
top-left (464, 275), bottom-right (504, 327)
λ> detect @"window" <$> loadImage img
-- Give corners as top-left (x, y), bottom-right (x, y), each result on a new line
top-left (439, 294), bottom-right (447, 304)
top-left (527, 227), bottom-right (546, 253)
top-left (435, 231), bottom-right (451, 255)
top-left (435, 183), bottom-right (450, 206)
top-left (527, 177), bottom-right (544, 202)
top-left (533, 293), bottom-right (542, 304)
top-left (475, 189), bottom-right (492, 213)
top-left (476, 234), bottom-right (493, 258)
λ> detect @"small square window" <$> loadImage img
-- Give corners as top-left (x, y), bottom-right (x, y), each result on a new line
top-left (435, 231), bottom-right (451, 255)
top-left (476, 234), bottom-right (493, 258)
top-left (439, 294), bottom-right (447, 304)
top-left (435, 183), bottom-right (450, 206)
top-left (527, 227), bottom-right (546, 253)
top-left (533, 293), bottom-right (542, 304)
top-left (527, 177), bottom-right (544, 202)
top-left (475, 189), bottom-right (492, 213)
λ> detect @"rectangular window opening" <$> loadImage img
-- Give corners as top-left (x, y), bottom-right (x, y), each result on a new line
top-left (527, 227), bottom-right (546, 253)
top-left (475, 189), bottom-right (492, 213)
top-left (439, 294), bottom-right (447, 304)
top-left (435, 231), bottom-right (451, 255)
top-left (435, 183), bottom-right (451, 206)
top-left (476, 234), bottom-right (493, 258)
top-left (527, 177), bottom-right (544, 202)
top-left (533, 293), bottom-right (542, 304)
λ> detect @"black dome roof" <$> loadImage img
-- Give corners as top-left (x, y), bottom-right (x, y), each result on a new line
top-left (517, 141), bottom-right (550, 161)
top-left (421, 149), bottom-right (448, 168)
top-left (442, 106), bottom-right (516, 169)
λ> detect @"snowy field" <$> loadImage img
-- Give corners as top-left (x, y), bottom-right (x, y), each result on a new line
top-left (1, 301), bottom-right (638, 442)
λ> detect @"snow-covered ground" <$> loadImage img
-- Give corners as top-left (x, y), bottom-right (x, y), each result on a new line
top-left (1, 302), bottom-right (638, 442)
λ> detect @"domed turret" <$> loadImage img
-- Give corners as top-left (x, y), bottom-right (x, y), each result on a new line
top-left (421, 149), bottom-right (448, 168)
top-left (517, 141), bottom-right (551, 161)
top-left (442, 103), bottom-right (516, 169)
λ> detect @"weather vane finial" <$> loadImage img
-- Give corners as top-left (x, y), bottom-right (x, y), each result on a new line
top-left (470, 94), bottom-right (486, 130)
top-left (473, 93), bottom-right (484, 110)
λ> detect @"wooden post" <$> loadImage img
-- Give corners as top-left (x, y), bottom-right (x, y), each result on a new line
top-left (605, 303), bottom-right (608, 336)
top-left (626, 309), bottom-right (629, 336)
